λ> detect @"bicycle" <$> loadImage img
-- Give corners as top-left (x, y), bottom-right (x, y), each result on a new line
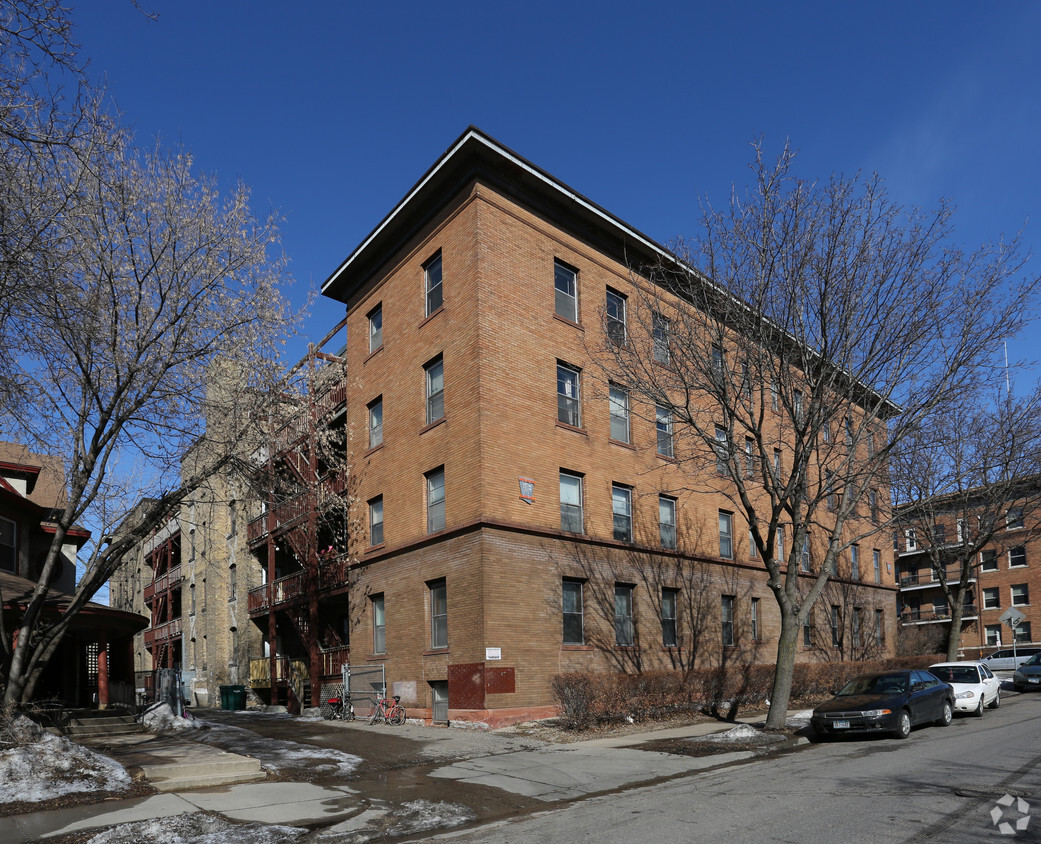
top-left (324, 688), bottom-right (355, 721)
top-left (368, 694), bottom-right (405, 726)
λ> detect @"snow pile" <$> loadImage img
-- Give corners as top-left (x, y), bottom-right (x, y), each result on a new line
top-left (382, 800), bottom-right (476, 837)
top-left (713, 724), bottom-right (767, 741)
top-left (786, 709), bottom-right (814, 727)
top-left (191, 721), bottom-right (362, 777)
top-left (86, 812), bottom-right (305, 843)
top-left (141, 703), bottom-right (202, 733)
top-left (0, 716), bottom-right (131, 802)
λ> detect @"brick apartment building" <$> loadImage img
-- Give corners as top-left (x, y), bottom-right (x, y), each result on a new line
top-left (896, 490), bottom-right (1041, 659)
top-left (315, 127), bottom-right (898, 725)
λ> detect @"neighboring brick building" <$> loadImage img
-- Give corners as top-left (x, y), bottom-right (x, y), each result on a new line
top-left (313, 127), bottom-right (898, 726)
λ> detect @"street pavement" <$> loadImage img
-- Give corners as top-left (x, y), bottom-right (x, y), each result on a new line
top-left (0, 711), bottom-right (803, 841)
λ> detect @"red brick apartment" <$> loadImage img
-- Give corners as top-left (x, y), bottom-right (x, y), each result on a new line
top-left (314, 127), bottom-right (898, 726)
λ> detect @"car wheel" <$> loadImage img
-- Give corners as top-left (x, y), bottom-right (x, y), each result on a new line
top-left (937, 700), bottom-right (953, 727)
top-left (988, 689), bottom-right (1000, 710)
top-left (973, 697), bottom-right (984, 717)
top-left (894, 710), bottom-right (912, 740)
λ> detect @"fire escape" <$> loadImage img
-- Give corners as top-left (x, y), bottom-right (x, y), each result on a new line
top-left (246, 318), bottom-right (351, 712)
top-left (143, 530), bottom-right (183, 671)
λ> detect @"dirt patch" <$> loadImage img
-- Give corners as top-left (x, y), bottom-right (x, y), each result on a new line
top-left (0, 779), bottom-right (155, 818)
top-left (635, 727), bottom-right (802, 758)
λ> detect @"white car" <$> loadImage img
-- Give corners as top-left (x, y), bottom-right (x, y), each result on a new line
top-left (930, 661), bottom-right (1001, 716)
top-left (979, 647), bottom-right (1041, 670)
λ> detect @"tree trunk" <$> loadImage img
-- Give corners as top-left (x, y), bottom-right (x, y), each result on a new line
top-left (946, 581), bottom-right (966, 662)
top-left (765, 611), bottom-right (800, 730)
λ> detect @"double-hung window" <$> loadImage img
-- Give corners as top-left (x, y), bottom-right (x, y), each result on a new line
top-left (557, 363), bottom-right (581, 427)
top-left (852, 608), bottom-right (862, 648)
top-left (426, 467), bottom-right (446, 534)
top-left (368, 304), bottom-right (383, 354)
top-left (744, 437), bottom-right (755, 478)
top-left (368, 398), bottom-right (383, 449)
top-left (659, 496), bottom-right (677, 550)
top-left (656, 406), bottom-right (674, 457)
top-left (721, 595), bottom-right (735, 646)
top-left (775, 525), bottom-right (785, 563)
top-left (751, 597), bottom-right (760, 641)
top-left (830, 605), bottom-right (841, 647)
top-left (873, 549), bottom-right (881, 583)
top-left (1010, 546), bottom-right (1027, 568)
top-left (562, 579), bottom-right (584, 644)
top-left (614, 584), bottom-right (634, 646)
top-left (554, 260), bottom-right (578, 322)
top-left (612, 484), bottom-right (632, 543)
top-left (1007, 507), bottom-right (1024, 530)
top-left (653, 312), bottom-right (670, 363)
top-left (424, 251), bottom-right (443, 316)
top-left (801, 534), bottom-right (812, 572)
top-left (425, 356), bottom-right (444, 425)
top-left (661, 588), bottom-right (678, 647)
top-left (719, 511), bottom-right (734, 559)
top-left (715, 426), bottom-right (729, 474)
top-left (983, 587), bottom-right (1000, 610)
top-left (981, 549), bottom-right (998, 571)
top-left (560, 471), bottom-right (584, 533)
top-left (429, 580), bottom-right (447, 649)
top-left (609, 385), bottom-right (630, 443)
top-left (851, 545), bottom-right (860, 580)
top-left (372, 595), bottom-right (386, 654)
top-left (606, 288), bottom-right (626, 344)
top-left (1012, 584), bottom-right (1030, 607)
top-left (369, 496), bottom-right (384, 546)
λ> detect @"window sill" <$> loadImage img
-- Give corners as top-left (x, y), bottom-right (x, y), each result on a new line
top-left (609, 438), bottom-right (636, 451)
top-left (553, 314), bottom-right (583, 330)
top-left (366, 653), bottom-right (387, 662)
top-left (423, 648), bottom-right (450, 656)
top-left (364, 345), bottom-right (384, 364)
top-left (419, 306), bottom-right (444, 329)
top-left (365, 542), bottom-right (386, 553)
top-left (657, 453), bottom-right (679, 463)
top-left (365, 443), bottom-right (384, 457)
top-left (419, 416), bottom-right (446, 435)
top-left (555, 421), bottom-right (587, 435)
top-left (560, 644), bottom-right (593, 651)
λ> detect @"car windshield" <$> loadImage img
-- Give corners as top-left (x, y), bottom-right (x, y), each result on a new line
top-left (934, 666), bottom-right (978, 684)
top-left (1025, 653), bottom-right (1041, 667)
top-left (839, 674), bottom-right (907, 696)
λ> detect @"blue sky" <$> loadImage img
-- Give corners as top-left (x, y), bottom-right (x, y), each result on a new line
top-left (75, 1), bottom-right (1041, 384)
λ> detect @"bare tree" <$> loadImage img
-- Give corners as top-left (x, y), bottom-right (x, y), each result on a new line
top-left (891, 389), bottom-right (1041, 660)
top-left (0, 124), bottom-right (297, 707)
top-left (595, 141), bottom-right (1039, 729)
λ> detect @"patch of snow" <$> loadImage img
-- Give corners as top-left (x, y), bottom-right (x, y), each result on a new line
top-left (715, 723), bottom-right (765, 741)
top-left (384, 800), bottom-right (476, 836)
top-left (0, 716), bottom-right (131, 803)
top-left (85, 811), bottom-right (305, 843)
top-left (142, 703), bottom-right (202, 733)
top-left (191, 720), bottom-right (362, 777)
top-left (786, 709), bottom-right (814, 727)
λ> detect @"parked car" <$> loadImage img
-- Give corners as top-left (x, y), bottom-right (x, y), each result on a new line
top-left (1013, 652), bottom-right (1041, 692)
top-left (811, 670), bottom-right (954, 740)
top-left (979, 647), bottom-right (1041, 670)
top-left (929, 661), bottom-right (1001, 715)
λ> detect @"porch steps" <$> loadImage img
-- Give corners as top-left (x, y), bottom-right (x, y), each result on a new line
top-left (66, 712), bottom-right (147, 740)
top-left (106, 735), bottom-right (267, 792)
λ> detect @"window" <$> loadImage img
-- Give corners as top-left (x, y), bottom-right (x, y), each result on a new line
top-left (851, 545), bottom-right (860, 580)
top-left (830, 605), bottom-right (841, 647)
top-left (775, 525), bottom-right (785, 563)
top-left (653, 312), bottom-right (671, 363)
top-left (1011, 584), bottom-right (1029, 607)
top-left (424, 251), bottom-right (443, 316)
top-left (869, 489), bottom-right (879, 523)
top-left (826, 470), bottom-right (836, 511)
top-left (874, 609), bottom-right (884, 645)
top-left (711, 345), bottom-right (725, 382)
top-left (554, 260), bottom-right (578, 322)
top-left (372, 595), bottom-right (386, 654)
top-left (751, 597), bottom-right (760, 641)
top-left (368, 398), bottom-right (383, 449)
top-left (606, 288), bottom-right (626, 345)
top-left (615, 584), bottom-right (634, 645)
top-left (656, 406), bottom-right (674, 457)
top-left (981, 549), bottom-right (998, 571)
top-left (793, 389), bottom-right (804, 423)
top-left (801, 535), bottom-right (812, 572)
top-left (983, 587), bottom-right (1000, 610)
top-left (721, 595), bottom-right (735, 646)
top-left (985, 625), bottom-right (1002, 647)
top-left (426, 467), bottom-right (446, 534)
top-left (368, 303), bottom-right (383, 354)
top-left (557, 363), bottom-right (581, 427)
top-left (1009, 546), bottom-right (1027, 568)
top-left (719, 511), bottom-right (734, 559)
top-left (770, 380), bottom-right (780, 411)
top-left (429, 580), bottom-right (447, 649)
top-left (369, 497), bottom-right (384, 546)
top-left (1007, 507), bottom-right (1024, 530)
top-left (0, 517), bottom-right (14, 572)
top-left (741, 361), bottom-right (752, 401)
top-left (662, 588), bottom-right (678, 647)
top-left (659, 496), bottom-right (677, 550)
top-left (852, 607), bottom-right (862, 647)
top-left (749, 527), bottom-right (758, 559)
top-left (612, 485), bottom-right (633, 542)
top-left (609, 385), bottom-right (630, 443)
top-left (715, 426), bottom-right (729, 474)
top-left (1014, 622), bottom-right (1032, 643)
top-left (560, 471), bottom-right (584, 533)
top-left (772, 449), bottom-right (782, 482)
top-left (803, 615), bottom-right (814, 647)
top-left (562, 579), bottom-right (584, 644)
top-left (844, 417), bottom-right (854, 446)
top-left (933, 523), bottom-right (947, 545)
top-left (743, 437), bottom-right (755, 478)
top-left (873, 549), bottom-right (881, 584)
top-left (425, 356), bottom-right (444, 425)
top-left (904, 528), bottom-right (917, 552)
top-left (956, 519), bottom-right (965, 543)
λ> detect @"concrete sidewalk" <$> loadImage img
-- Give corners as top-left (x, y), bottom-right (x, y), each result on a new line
top-left (0, 712), bottom-right (806, 841)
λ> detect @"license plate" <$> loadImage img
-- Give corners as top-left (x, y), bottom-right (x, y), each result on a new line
top-left (833, 720), bottom-right (850, 729)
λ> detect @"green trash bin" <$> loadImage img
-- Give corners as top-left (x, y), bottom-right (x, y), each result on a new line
top-left (218, 685), bottom-right (232, 710)
top-left (228, 684), bottom-right (247, 711)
